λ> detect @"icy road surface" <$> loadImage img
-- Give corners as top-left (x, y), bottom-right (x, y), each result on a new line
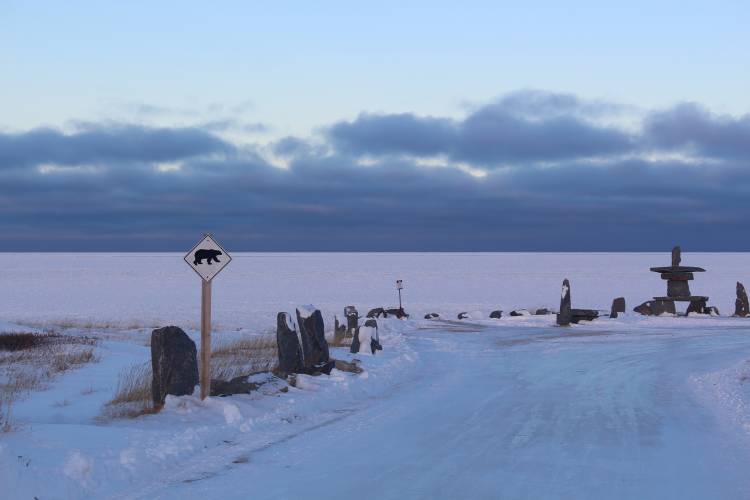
top-left (144, 319), bottom-right (750, 500)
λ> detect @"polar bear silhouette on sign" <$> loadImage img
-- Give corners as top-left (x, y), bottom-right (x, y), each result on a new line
top-left (193, 248), bottom-right (222, 265)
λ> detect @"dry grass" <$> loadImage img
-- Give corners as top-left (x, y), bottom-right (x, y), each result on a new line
top-left (209, 335), bottom-right (278, 381)
top-left (101, 362), bottom-right (156, 420)
top-left (0, 331), bottom-right (99, 431)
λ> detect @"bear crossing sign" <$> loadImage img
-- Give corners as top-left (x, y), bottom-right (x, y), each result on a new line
top-left (184, 233), bottom-right (232, 399)
top-left (184, 234), bottom-right (232, 282)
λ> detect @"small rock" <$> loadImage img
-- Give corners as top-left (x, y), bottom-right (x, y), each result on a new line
top-left (334, 359), bottom-right (363, 374)
top-left (386, 308), bottom-right (409, 319)
top-left (457, 312), bottom-right (470, 320)
top-left (489, 310), bottom-right (503, 319)
top-left (424, 313), bottom-right (440, 319)
top-left (610, 297), bottom-right (626, 318)
top-left (510, 309), bottom-right (531, 317)
top-left (210, 376), bottom-right (261, 397)
top-left (534, 308), bottom-right (550, 315)
top-left (571, 309), bottom-right (599, 323)
top-left (366, 307), bottom-right (386, 318)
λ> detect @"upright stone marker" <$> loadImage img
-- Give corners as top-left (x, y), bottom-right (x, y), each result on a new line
top-left (184, 234), bottom-right (232, 399)
top-left (556, 279), bottom-right (571, 326)
top-left (735, 282), bottom-right (749, 317)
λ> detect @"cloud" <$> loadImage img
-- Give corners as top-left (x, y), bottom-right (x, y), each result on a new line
top-left (644, 103), bottom-right (750, 159)
top-left (1, 91), bottom-right (749, 250)
top-left (0, 123), bottom-right (234, 169)
top-left (327, 91), bottom-right (634, 166)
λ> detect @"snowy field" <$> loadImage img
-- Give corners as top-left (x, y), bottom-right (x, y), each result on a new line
top-left (2, 252), bottom-right (750, 499)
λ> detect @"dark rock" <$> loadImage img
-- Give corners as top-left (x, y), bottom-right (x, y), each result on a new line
top-left (489, 310), bottom-right (503, 319)
top-left (344, 306), bottom-right (359, 335)
top-left (660, 272), bottom-right (694, 281)
top-left (534, 308), bottom-right (550, 315)
top-left (735, 282), bottom-right (749, 317)
top-left (510, 309), bottom-right (531, 317)
top-left (317, 360), bottom-right (336, 375)
top-left (704, 306), bottom-right (720, 316)
top-left (556, 279), bottom-right (572, 326)
top-left (276, 312), bottom-right (304, 375)
top-left (386, 308), bottom-right (409, 319)
top-left (364, 319), bottom-right (377, 329)
top-left (424, 313), bottom-right (440, 319)
top-left (610, 297), bottom-right (626, 318)
top-left (364, 319), bottom-right (382, 353)
top-left (457, 312), bottom-right (470, 320)
top-left (151, 326), bottom-right (199, 408)
top-left (366, 307), bottom-right (386, 318)
top-left (349, 327), bottom-right (361, 354)
top-left (296, 308), bottom-right (330, 371)
top-left (334, 359), bottom-right (363, 374)
top-left (210, 376), bottom-right (261, 397)
top-left (633, 300), bottom-right (676, 316)
top-left (667, 279), bottom-right (691, 298)
top-left (686, 299), bottom-right (708, 315)
top-left (672, 245), bottom-right (681, 267)
top-left (570, 309), bottom-right (599, 323)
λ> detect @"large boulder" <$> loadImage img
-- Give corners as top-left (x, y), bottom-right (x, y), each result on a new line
top-left (735, 282), bottom-right (749, 317)
top-left (296, 307), bottom-right (331, 370)
top-left (610, 297), bottom-right (626, 318)
top-left (276, 312), bottom-right (304, 375)
top-left (151, 326), bottom-right (199, 408)
top-left (556, 279), bottom-right (572, 326)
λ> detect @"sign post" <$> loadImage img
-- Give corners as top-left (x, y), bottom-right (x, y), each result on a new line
top-left (184, 234), bottom-right (231, 400)
top-left (396, 279), bottom-right (404, 312)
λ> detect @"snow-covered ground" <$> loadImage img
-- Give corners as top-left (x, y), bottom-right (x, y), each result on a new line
top-left (2, 252), bottom-right (750, 499)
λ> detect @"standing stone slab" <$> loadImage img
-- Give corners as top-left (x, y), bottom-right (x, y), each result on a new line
top-left (735, 282), bottom-right (749, 317)
top-left (610, 297), bottom-right (626, 318)
top-left (276, 312), bottom-right (304, 374)
top-left (344, 306), bottom-right (359, 336)
top-left (296, 307), bottom-right (330, 370)
top-left (556, 279), bottom-right (572, 326)
top-left (151, 326), bottom-right (199, 408)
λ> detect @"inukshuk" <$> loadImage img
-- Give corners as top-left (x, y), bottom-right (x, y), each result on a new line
top-left (648, 246), bottom-right (709, 314)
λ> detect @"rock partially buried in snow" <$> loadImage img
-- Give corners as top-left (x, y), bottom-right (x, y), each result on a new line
top-left (570, 309), bottom-right (599, 324)
top-left (296, 307), bottom-right (332, 372)
top-left (633, 300), bottom-right (676, 316)
top-left (276, 312), bottom-right (304, 375)
top-left (386, 307), bottom-right (409, 319)
top-left (334, 359), bottom-right (363, 374)
top-left (366, 307), bottom-right (386, 318)
top-left (534, 308), bottom-right (550, 315)
top-left (457, 312), bottom-right (470, 320)
top-left (610, 297), bottom-right (626, 318)
top-left (557, 279), bottom-right (572, 326)
top-left (735, 282), bottom-right (749, 317)
top-left (489, 310), bottom-right (503, 319)
top-left (424, 313), bottom-right (440, 319)
top-left (210, 376), bottom-right (261, 397)
top-left (510, 309), bottom-right (531, 317)
top-left (151, 326), bottom-right (199, 408)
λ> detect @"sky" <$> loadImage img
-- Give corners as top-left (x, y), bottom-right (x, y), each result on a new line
top-left (1, 1), bottom-right (749, 251)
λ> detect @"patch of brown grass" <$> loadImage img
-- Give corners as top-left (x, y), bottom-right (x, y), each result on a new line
top-left (101, 362), bottom-right (156, 420)
top-left (209, 335), bottom-right (278, 381)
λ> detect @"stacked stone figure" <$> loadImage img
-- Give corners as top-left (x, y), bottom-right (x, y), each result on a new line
top-left (635, 246), bottom-right (712, 315)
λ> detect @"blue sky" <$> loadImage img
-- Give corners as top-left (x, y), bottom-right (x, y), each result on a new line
top-left (1, 1), bottom-right (749, 250)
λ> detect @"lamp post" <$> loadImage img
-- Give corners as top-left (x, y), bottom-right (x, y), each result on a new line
top-left (396, 279), bottom-right (404, 312)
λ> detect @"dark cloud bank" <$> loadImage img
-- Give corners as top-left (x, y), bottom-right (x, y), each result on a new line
top-left (1, 90), bottom-right (749, 251)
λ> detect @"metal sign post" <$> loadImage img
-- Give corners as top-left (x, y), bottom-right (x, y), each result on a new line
top-left (396, 279), bottom-right (404, 311)
top-left (184, 234), bottom-right (232, 400)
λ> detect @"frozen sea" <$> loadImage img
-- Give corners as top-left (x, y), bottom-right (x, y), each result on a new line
top-left (2, 252), bottom-right (750, 499)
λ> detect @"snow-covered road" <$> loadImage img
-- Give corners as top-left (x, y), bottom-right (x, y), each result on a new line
top-left (152, 320), bottom-right (750, 500)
